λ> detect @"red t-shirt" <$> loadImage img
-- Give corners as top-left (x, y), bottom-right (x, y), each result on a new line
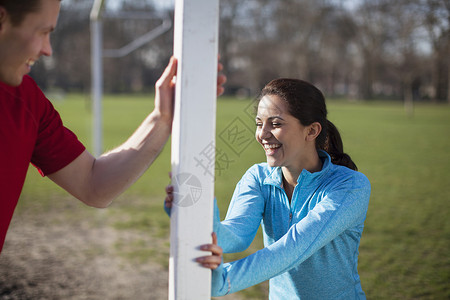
top-left (0, 75), bottom-right (85, 252)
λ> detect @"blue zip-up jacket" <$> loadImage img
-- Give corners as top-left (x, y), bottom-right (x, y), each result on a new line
top-left (212, 151), bottom-right (371, 299)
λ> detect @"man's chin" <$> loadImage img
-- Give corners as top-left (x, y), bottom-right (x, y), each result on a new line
top-left (0, 75), bottom-right (24, 87)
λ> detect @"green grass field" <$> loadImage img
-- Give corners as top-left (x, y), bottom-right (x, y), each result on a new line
top-left (18, 94), bottom-right (449, 299)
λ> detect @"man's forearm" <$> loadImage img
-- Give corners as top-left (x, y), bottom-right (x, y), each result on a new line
top-left (89, 111), bottom-right (172, 205)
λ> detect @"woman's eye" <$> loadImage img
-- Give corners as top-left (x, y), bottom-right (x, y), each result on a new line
top-left (256, 122), bottom-right (262, 127)
top-left (272, 123), bottom-right (281, 127)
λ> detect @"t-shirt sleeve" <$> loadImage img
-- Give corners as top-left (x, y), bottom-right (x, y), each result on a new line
top-left (29, 81), bottom-right (85, 176)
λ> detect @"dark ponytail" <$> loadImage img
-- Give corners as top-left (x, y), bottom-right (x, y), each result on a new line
top-left (323, 120), bottom-right (357, 171)
top-left (259, 78), bottom-right (357, 171)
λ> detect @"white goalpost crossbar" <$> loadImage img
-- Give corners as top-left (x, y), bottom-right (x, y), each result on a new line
top-left (170, 0), bottom-right (220, 299)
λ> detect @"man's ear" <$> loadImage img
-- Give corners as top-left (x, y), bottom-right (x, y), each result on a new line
top-left (306, 122), bottom-right (322, 142)
top-left (0, 7), bottom-right (8, 31)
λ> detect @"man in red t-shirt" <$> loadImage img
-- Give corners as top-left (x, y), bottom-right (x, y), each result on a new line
top-left (0, 0), bottom-right (226, 253)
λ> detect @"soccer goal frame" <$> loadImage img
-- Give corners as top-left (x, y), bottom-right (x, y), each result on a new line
top-left (90, 0), bottom-right (172, 157)
top-left (90, 0), bottom-right (220, 298)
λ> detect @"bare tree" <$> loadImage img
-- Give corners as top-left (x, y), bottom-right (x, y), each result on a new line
top-left (423, 0), bottom-right (449, 102)
top-left (385, 0), bottom-right (432, 113)
top-left (352, 0), bottom-right (397, 99)
top-left (31, 0), bottom-right (443, 103)
top-left (31, 0), bottom-right (172, 94)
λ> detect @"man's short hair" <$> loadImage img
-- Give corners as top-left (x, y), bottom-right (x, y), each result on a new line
top-left (0, 0), bottom-right (53, 26)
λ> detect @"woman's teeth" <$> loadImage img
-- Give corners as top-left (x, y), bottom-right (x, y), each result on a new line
top-left (264, 144), bottom-right (281, 150)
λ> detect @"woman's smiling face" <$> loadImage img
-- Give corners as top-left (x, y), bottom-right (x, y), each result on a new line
top-left (255, 95), bottom-right (311, 170)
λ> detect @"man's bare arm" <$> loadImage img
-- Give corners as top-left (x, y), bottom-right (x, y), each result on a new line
top-left (48, 57), bottom-right (177, 208)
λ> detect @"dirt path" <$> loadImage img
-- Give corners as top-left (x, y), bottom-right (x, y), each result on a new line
top-left (0, 198), bottom-right (243, 300)
top-left (0, 204), bottom-right (168, 299)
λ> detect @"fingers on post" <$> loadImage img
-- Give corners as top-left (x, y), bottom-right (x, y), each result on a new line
top-left (196, 233), bottom-right (223, 269)
top-left (156, 56), bottom-right (178, 89)
top-left (165, 185), bottom-right (174, 193)
top-left (216, 55), bottom-right (226, 96)
top-left (164, 184), bottom-right (174, 208)
top-left (200, 238), bottom-right (222, 257)
top-left (196, 255), bottom-right (222, 269)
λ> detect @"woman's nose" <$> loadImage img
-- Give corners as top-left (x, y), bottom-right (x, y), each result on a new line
top-left (257, 124), bottom-right (271, 140)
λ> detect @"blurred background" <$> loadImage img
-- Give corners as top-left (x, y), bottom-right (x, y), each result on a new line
top-left (32, 0), bottom-right (449, 103)
top-left (0, 0), bottom-right (449, 299)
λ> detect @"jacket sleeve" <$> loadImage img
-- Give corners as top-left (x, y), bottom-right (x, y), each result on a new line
top-left (211, 173), bottom-right (371, 296)
top-left (214, 165), bottom-right (266, 253)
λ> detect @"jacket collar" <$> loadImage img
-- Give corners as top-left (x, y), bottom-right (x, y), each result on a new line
top-left (263, 150), bottom-right (332, 187)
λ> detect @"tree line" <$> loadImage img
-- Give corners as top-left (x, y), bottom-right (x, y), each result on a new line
top-left (30, 0), bottom-right (449, 102)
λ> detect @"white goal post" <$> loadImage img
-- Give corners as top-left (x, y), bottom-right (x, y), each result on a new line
top-left (169, 0), bottom-right (220, 299)
top-left (91, 0), bottom-right (220, 298)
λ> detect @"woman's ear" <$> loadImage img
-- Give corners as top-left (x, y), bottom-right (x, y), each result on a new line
top-left (306, 122), bottom-right (322, 141)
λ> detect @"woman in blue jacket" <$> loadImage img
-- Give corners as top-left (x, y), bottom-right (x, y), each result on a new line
top-left (166, 78), bottom-right (371, 299)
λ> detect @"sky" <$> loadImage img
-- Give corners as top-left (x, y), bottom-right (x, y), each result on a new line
top-left (107, 0), bottom-right (361, 11)
top-left (107, 0), bottom-right (175, 10)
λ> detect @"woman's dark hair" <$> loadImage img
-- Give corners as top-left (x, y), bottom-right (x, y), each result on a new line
top-left (0, 0), bottom-right (44, 26)
top-left (257, 78), bottom-right (358, 171)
